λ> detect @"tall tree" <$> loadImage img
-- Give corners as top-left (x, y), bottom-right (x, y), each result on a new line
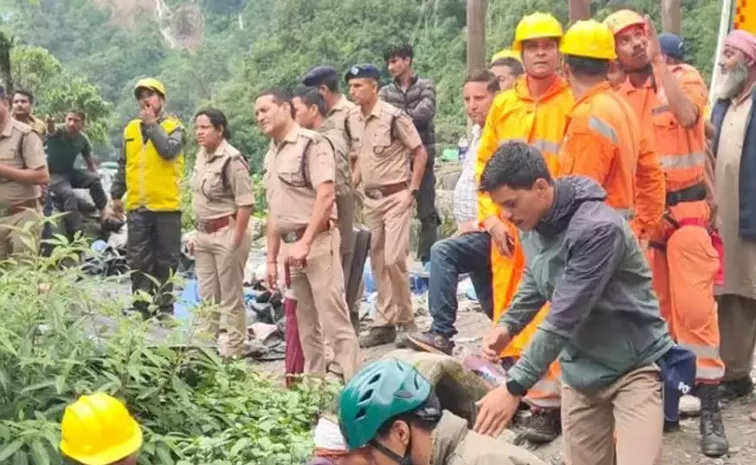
top-left (662, 0), bottom-right (681, 34)
top-left (569, 0), bottom-right (591, 22)
top-left (466, 0), bottom-right (487, 75)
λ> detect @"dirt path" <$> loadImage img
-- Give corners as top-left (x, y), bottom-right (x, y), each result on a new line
top-left (251, 304), bottom-right (756, 464)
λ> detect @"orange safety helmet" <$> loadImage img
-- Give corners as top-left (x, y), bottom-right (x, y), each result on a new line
top-left (603, 9), bottom-right (646, 36)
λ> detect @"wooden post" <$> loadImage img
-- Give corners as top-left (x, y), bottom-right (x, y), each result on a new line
top-left (661, 0), bottom-right (682, 34)
top-left (0, 32), bottom-right (13, 95)
top-left (568, 0), bottom-right (591, 23)
top-left (466, 0), bottom-right (487, 75)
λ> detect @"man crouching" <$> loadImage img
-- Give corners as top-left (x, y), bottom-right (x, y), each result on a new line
top-left (473, 141), bottom-right (673, 465)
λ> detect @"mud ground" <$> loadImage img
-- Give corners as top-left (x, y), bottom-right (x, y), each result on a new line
top-left (251, 303), bottom-right (756, 465)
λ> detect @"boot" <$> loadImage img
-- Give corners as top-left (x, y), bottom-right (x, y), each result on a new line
top-left (521, 408), bottom-right (561, 443)
top-left (718, 377), bottom-right (754, 401)
top-left (359, 326), bottom-right (396, 348)
top-left (406, 330), bottom-right (455, 355)
top-left (698, 384), bottom-right (729, 457)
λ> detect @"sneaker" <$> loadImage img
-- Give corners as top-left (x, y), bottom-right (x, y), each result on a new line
top-left (395, 322), bottom-right (418, 348)
top-left (521, 409), bottom-right (561, 444)
top-left (359, 326), bottom-right (397, 348)
top-left (405, 331), bottom-right (455, 355)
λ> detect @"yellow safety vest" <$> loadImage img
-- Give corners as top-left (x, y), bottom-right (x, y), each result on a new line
top-left (123, 115), bottom-right (184, 212)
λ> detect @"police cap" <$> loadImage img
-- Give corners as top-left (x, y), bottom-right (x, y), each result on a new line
top-left (344, 64), bottom-right (381, 83)
top-left (303, 66), bottom-right (339, 87)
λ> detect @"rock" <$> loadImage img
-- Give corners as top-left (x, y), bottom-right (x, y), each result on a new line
top-left (680, 394), bottom-right (701, 417)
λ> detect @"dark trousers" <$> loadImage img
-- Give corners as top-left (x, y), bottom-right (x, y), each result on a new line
top-left (416, 167), bottom-right (440, 264)
top-left (126, 209), bottom-right (182, 316)
top-left (50, 170), bottom-right (108, 240)
top-left (428, 231), bottom-right (493, 338)
top-left (336, 192), bottom-right (356, 309)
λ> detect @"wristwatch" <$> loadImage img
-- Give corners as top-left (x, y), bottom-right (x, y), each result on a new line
top-left (411, 188), bottom-right (420, 200)
top-left (505, 378), bottom-right (527, 397)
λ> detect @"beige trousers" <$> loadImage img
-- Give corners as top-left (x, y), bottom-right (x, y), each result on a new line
top-left (285, 228), bottom-right (362, 380)
top-left (363, 191), bottom-right (413, 328)
top-left (194, 223), bottom-right (251, 357)
top-left (562, 365), bottom-right (663, 465)
top-left (0, 208), bottom-right (41, 260)
top-left (718, 294), bottom-right (756, 382)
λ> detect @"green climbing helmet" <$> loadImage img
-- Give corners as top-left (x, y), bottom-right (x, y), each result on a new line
top-left (338, 358), bottom-right (433, 450)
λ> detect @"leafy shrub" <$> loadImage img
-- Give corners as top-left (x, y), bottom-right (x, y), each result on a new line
top-left (0, 242), bottom-right (335, 464)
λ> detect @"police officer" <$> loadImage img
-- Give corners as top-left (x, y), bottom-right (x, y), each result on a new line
top-left (345, 64), bottom-right (428, 348)
top-left (301, 67), bottom-right (358, 311)
top-left (257, 87), bottom-right (362, 381)
top-left (111, 78), bottom-right (186, 320)
top-left (190, 108), bottom-right (254, 359)
top-left (0, 85), bottom-right (48, 260)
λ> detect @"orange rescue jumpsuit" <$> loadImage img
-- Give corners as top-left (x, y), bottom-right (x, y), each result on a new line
top-left (619, 64), bottom-right (724, 384)
top-left (476, 75), bottom-right (573, 408)
top-left (558, 82), bottom-right (665, 233)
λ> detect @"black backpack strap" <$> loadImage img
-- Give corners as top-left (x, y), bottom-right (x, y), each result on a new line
top-left (300, 139), bottom-right (314, 190)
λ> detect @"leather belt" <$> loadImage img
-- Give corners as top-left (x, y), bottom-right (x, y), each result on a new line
top-left (281, 220), bottom-right (332, 244)
top-left (196, 214), bottom-right (234, 234)
top-left (364, 182), bottom-right (408, 200)
top-left (0, 198), bottom-right (39, 217)
top-left (666, 182), bottom-right (706, 207)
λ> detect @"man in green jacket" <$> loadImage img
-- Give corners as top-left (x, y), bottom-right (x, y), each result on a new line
top-left (338, 358), bottom-right (545, 465)
top-left (473, 141), bottom-right (674, 465)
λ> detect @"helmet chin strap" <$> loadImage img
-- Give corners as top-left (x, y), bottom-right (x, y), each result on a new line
top-left (370, 425), bottom-right (414, 465)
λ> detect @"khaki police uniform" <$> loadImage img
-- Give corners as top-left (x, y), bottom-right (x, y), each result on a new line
top-left (346, 100), bottom-right (422, 330)
top-left (325, 96), bottom-right (357, 276)
top-left (0, 119), bottom-right (46, 259)
top-left (263, 124), bottom-right (362, 380)
top-left (190, 140), bottom-right (254, 357)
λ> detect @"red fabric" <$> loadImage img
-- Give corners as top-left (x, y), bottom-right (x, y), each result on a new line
top-left (284, 263), bottom-right (305, 388)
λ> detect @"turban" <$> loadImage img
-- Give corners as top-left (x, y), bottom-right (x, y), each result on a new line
top-left (725, 29), bottom-right (756, 64)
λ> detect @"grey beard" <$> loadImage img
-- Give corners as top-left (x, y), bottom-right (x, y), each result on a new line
top-left (719, 63), bottom-right (750, 100)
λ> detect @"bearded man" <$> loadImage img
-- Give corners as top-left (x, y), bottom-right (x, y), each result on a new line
top-left (709, 29), bottom-right (756, 403)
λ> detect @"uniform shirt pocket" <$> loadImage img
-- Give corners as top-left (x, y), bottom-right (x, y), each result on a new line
top-left (200, 166), bottom-right (227, 200)
top-left (276, 152), bottom-right (308, 188)
top-left (372, 125), bottom-right (393, 155)
top-left (0, 145), bottom-right (17, 161)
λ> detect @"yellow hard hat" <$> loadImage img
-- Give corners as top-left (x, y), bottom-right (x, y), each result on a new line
top-left (512, 12), bottom-right (563, 52)
top-left (603, 9), bottom-right (646, 36)
top-left (134, 78), bottom-right (166, 99)
top-left (60, 393), bottom-right (143, 465)
top-left (561, 20), bottom-right (617, 61)
top-left (490, 49), bottom-right (522, 65)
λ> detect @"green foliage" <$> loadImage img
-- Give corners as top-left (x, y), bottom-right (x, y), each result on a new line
top-left (0, 239), bottom-right (337, 464)
top-left (0, 0), bottom-right (724, 169)
top-left (11, 45), bottom-right (113, 143)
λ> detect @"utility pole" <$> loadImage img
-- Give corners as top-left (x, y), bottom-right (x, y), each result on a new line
top-left (466, 0), bottom-right (487, 75)
top-left (0, 32), bottom-right (13, 95)
top-left (568, 0), bottom-right (591, 22)
top-left (661, 0), bottom-right (682, 34)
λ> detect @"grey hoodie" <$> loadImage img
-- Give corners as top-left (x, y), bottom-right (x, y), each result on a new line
top-left (501, 176), bottom-right (674, 394)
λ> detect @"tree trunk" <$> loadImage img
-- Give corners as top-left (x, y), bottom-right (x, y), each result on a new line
top-left (568, 0), bottom-right (591, 22)
top-left (466, 0), bottom-right (487, 75)
top-left (661, 0), bottom-right (681, 34)
top-left (0, 31), bottom-right (13, 95)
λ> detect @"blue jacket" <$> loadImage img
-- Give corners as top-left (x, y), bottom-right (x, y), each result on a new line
top-left (502, 176), bottom-right (674, 394)
top-left (711, 89), bottom-right (756, 240)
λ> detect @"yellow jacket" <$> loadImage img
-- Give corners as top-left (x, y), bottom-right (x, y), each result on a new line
top-left (122, 115), bottom-right (185, 211)
top-left (475, 76), bottom-right (574, 224)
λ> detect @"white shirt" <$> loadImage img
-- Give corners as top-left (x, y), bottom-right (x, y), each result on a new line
top-left (452, 124), bottom-right (482, 227)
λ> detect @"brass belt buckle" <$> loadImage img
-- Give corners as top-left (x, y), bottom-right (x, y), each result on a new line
top-left (365, 189), bottom-right (383, 200)
top-left (196, 221), bottom-right (208, 233)
top-left (282, 231), bottom-right (298, 244)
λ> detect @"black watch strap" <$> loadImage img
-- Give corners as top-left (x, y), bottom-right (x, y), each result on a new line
top-left (506, 378), bottom-right (527, 397)
top-left (411, 188), bottom-right (420, 199)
